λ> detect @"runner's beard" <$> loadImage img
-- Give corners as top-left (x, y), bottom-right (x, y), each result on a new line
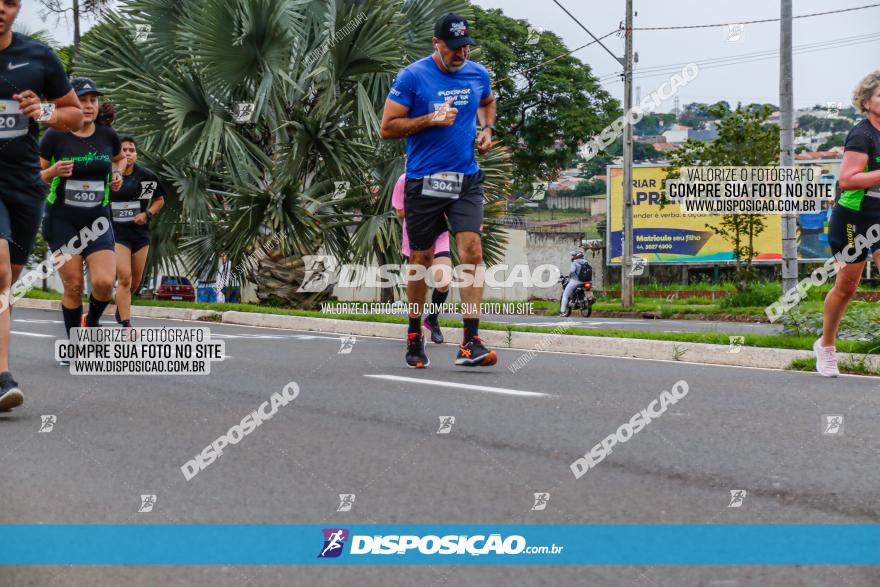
top-left (443, 56), bottom-right (466, 73)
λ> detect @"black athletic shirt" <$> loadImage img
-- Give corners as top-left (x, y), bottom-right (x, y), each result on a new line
top-left (0, 33), bottom-right (72, 186)
top-left (110, 164), bottom-right (165, 228)
top-left (838, 119), bottom-right (880, 214)
top-left (39, 125), bottom-right (121, 210)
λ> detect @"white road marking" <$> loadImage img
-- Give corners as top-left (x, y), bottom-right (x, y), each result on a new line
top-left (364, 374), bottom-right (550, 398)
top-left (14, 319), bottom-right (64, 324)
top-left (12, 331), bottom-right (54, 338)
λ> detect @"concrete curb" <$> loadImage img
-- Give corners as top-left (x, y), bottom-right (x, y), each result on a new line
top-left (219, 310), bottom-right (813, 369)
top-left (14, 299), bottom-right (874, 371)
top-left (13, 298), bottom-right (215, 322)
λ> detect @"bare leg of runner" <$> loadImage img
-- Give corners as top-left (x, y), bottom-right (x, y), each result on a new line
top-left (0, 240), bottom-right (12, 373)
top-left (57, 255), bottom-right (85, 336)
top-left (456, 232), bottom-right (484, 320)
top-left (407, 247), bottom-right (435, 319)
top-left (85, 250), bottom-right (116, 322)
top-left (820, 261), bottom-right (864, 347)
top-left (130, 246), bottom-right (149, 304)
top-left (405, 246), bottom-right (435, 368)
top-left (115, 244), bottom-right (133, 322)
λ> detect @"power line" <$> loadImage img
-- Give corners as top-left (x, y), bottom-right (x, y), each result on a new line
top-left (493, 29), bottom-right (619, 86)
top-left (551, 0), bottom-right (622, 64)
top-left (597, 31), bottom-right (878, 80)
top-left (628, 2), bottom-right (880, 31)
top-left (598, 33), bottom-right (880, 84)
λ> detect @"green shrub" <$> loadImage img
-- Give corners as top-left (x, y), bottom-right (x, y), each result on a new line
top-left (718, 282), bottom-right (782, 308)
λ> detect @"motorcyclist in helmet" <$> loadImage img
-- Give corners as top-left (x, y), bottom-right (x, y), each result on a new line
top-left (560, 250), bottom-right (592, 317)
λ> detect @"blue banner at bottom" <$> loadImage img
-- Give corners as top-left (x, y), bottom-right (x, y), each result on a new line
top-left (1, 525), bottom-right (878, 565)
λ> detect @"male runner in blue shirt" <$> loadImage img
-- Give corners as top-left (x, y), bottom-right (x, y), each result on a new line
top-left (380, 12), bottom-right (497, 369)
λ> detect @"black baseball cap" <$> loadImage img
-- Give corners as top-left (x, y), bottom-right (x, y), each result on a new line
top-left (434, 13), bottom-right (475, 49)
top-left (71, 77), bottom-right (104, 97)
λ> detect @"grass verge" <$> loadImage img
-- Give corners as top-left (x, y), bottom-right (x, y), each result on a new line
top-left (787, 357), bottom-right (880, 377)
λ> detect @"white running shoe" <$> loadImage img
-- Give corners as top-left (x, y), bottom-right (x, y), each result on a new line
top-left (813, 339), bottom-right (840, 378)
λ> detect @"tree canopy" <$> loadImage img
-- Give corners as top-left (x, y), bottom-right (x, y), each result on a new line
top-left (472, 6), bottom-right (618, 192)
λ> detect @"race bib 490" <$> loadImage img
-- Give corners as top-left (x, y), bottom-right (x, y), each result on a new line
top-left (64, 179), bottom-right (105, 208)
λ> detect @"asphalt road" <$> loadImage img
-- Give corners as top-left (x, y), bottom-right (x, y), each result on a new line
top-left (1, 307), bottom-right (876, 586)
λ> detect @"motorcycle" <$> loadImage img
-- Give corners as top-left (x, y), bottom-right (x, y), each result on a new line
top-left (559, 276), bottom-right (595, 317)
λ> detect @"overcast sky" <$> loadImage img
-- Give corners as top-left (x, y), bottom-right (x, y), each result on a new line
top-left (15, 0), bottom-right (878, 111)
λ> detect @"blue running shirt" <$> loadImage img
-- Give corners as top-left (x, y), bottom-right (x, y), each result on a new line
top-left (387, 56), bottom-right (492, 178)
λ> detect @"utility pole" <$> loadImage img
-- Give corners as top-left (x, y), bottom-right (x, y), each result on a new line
top-left (780, 0), bottom-right (797, 294)
top-left (621, 0), bottom-right (635, 308)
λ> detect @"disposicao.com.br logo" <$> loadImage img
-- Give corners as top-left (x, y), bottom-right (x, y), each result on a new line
top-left (318, 529), bottom-right (563, 558)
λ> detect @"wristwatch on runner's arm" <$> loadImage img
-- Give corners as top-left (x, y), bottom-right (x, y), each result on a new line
top-left (482, 124), bottom-right (496, 136)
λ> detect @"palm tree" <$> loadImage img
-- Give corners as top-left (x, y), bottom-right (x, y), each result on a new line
top-left (78, 0), bottom-right (511, 307)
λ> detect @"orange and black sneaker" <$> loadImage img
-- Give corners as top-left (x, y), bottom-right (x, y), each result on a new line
top-left (455, 336), bottom-right (497, 367)
top-left (406, 332), bottom-right (430, 369)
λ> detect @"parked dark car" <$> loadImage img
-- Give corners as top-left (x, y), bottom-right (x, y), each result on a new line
top-left (155, 276), bottom-right (196, 302)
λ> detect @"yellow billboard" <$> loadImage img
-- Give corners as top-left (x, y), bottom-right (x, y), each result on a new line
top-left (607, 165), bottom-right (783, 264)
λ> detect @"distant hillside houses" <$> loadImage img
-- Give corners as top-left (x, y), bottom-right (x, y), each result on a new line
top-left (651, 123), bottom-right (719, 144)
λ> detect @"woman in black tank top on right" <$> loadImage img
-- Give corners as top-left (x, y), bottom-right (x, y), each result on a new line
top-left (816, 70), bottom-right (880, 377)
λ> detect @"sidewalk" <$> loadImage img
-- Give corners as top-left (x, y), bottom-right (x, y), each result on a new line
top-left (15, 298), bottom-right (858, 372)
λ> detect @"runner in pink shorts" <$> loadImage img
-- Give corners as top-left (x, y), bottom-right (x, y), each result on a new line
top-left (392, 173), bottom-right (451, 344)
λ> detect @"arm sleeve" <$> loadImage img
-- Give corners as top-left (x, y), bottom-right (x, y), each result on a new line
top-left (844, 127), bottom-right (871, 154)
top-left (387, 68), bottom-right (416, 109)
top-left (39, 130), bottom-right (56, 161)
top-left (41, 48), bottom-right (73, 101)
top-left (569, 262), bottom-right (578, 278)
top-left (391, 174), bottom-right (406, 210)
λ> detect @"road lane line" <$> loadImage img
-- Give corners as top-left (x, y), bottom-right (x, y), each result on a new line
top-left (12, 331), bottom-right (54, 338)
top-left (364, 374), bottom-right (550, 398)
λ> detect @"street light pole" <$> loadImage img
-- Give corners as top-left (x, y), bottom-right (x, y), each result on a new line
top-left (621, 0), bottom-right (635, 308)
top-left (780, 0), bottom-right (797, 295)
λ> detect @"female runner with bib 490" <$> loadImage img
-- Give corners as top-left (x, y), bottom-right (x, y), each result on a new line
top-left (39, 78), bottom-right (124, 338)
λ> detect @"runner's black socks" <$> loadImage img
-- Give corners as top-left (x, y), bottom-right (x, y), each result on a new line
top-left (86, 295), bottom-right (110, 327)
top-left (61, 304), bottom-right (83, 337)
top-left (428, 289), bottom-right (448, 319)
top-left (408, 316), bottom-right (422, 335)
top-left (463, 317), bottom-right (479, 341)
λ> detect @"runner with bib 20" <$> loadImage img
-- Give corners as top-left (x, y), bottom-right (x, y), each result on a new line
top-left (112, 136), bottom-right (165, 328)
top-left (816, 70), bottom-right (880, 377)
top-left (0, 0), bottom-right (83, 411)
top-left (380, 12), bottom-right (497, 369)
top-left (40, 78), bottom-right (124, 341)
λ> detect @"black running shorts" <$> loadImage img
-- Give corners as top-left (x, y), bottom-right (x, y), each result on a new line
top-left (404, 170), bottom-right (484, 252)
top-left (827, 204), bottom-right (880, 263)
top-left (42, 207), bottom-right (115, 258)
top-left (0, 180), bottom-right (44, 265)
top-left (114, 225), bottom-right (151, 254)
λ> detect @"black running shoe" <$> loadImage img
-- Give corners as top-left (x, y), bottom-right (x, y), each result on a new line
top-left (0, 372), bottom-right (23, 412)
top-left (405, 332), bottom-right (430, 369)
top-left (423, 315), bottom-right (444, 344)
top-left (455, 336), bottom-right (497, 367)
